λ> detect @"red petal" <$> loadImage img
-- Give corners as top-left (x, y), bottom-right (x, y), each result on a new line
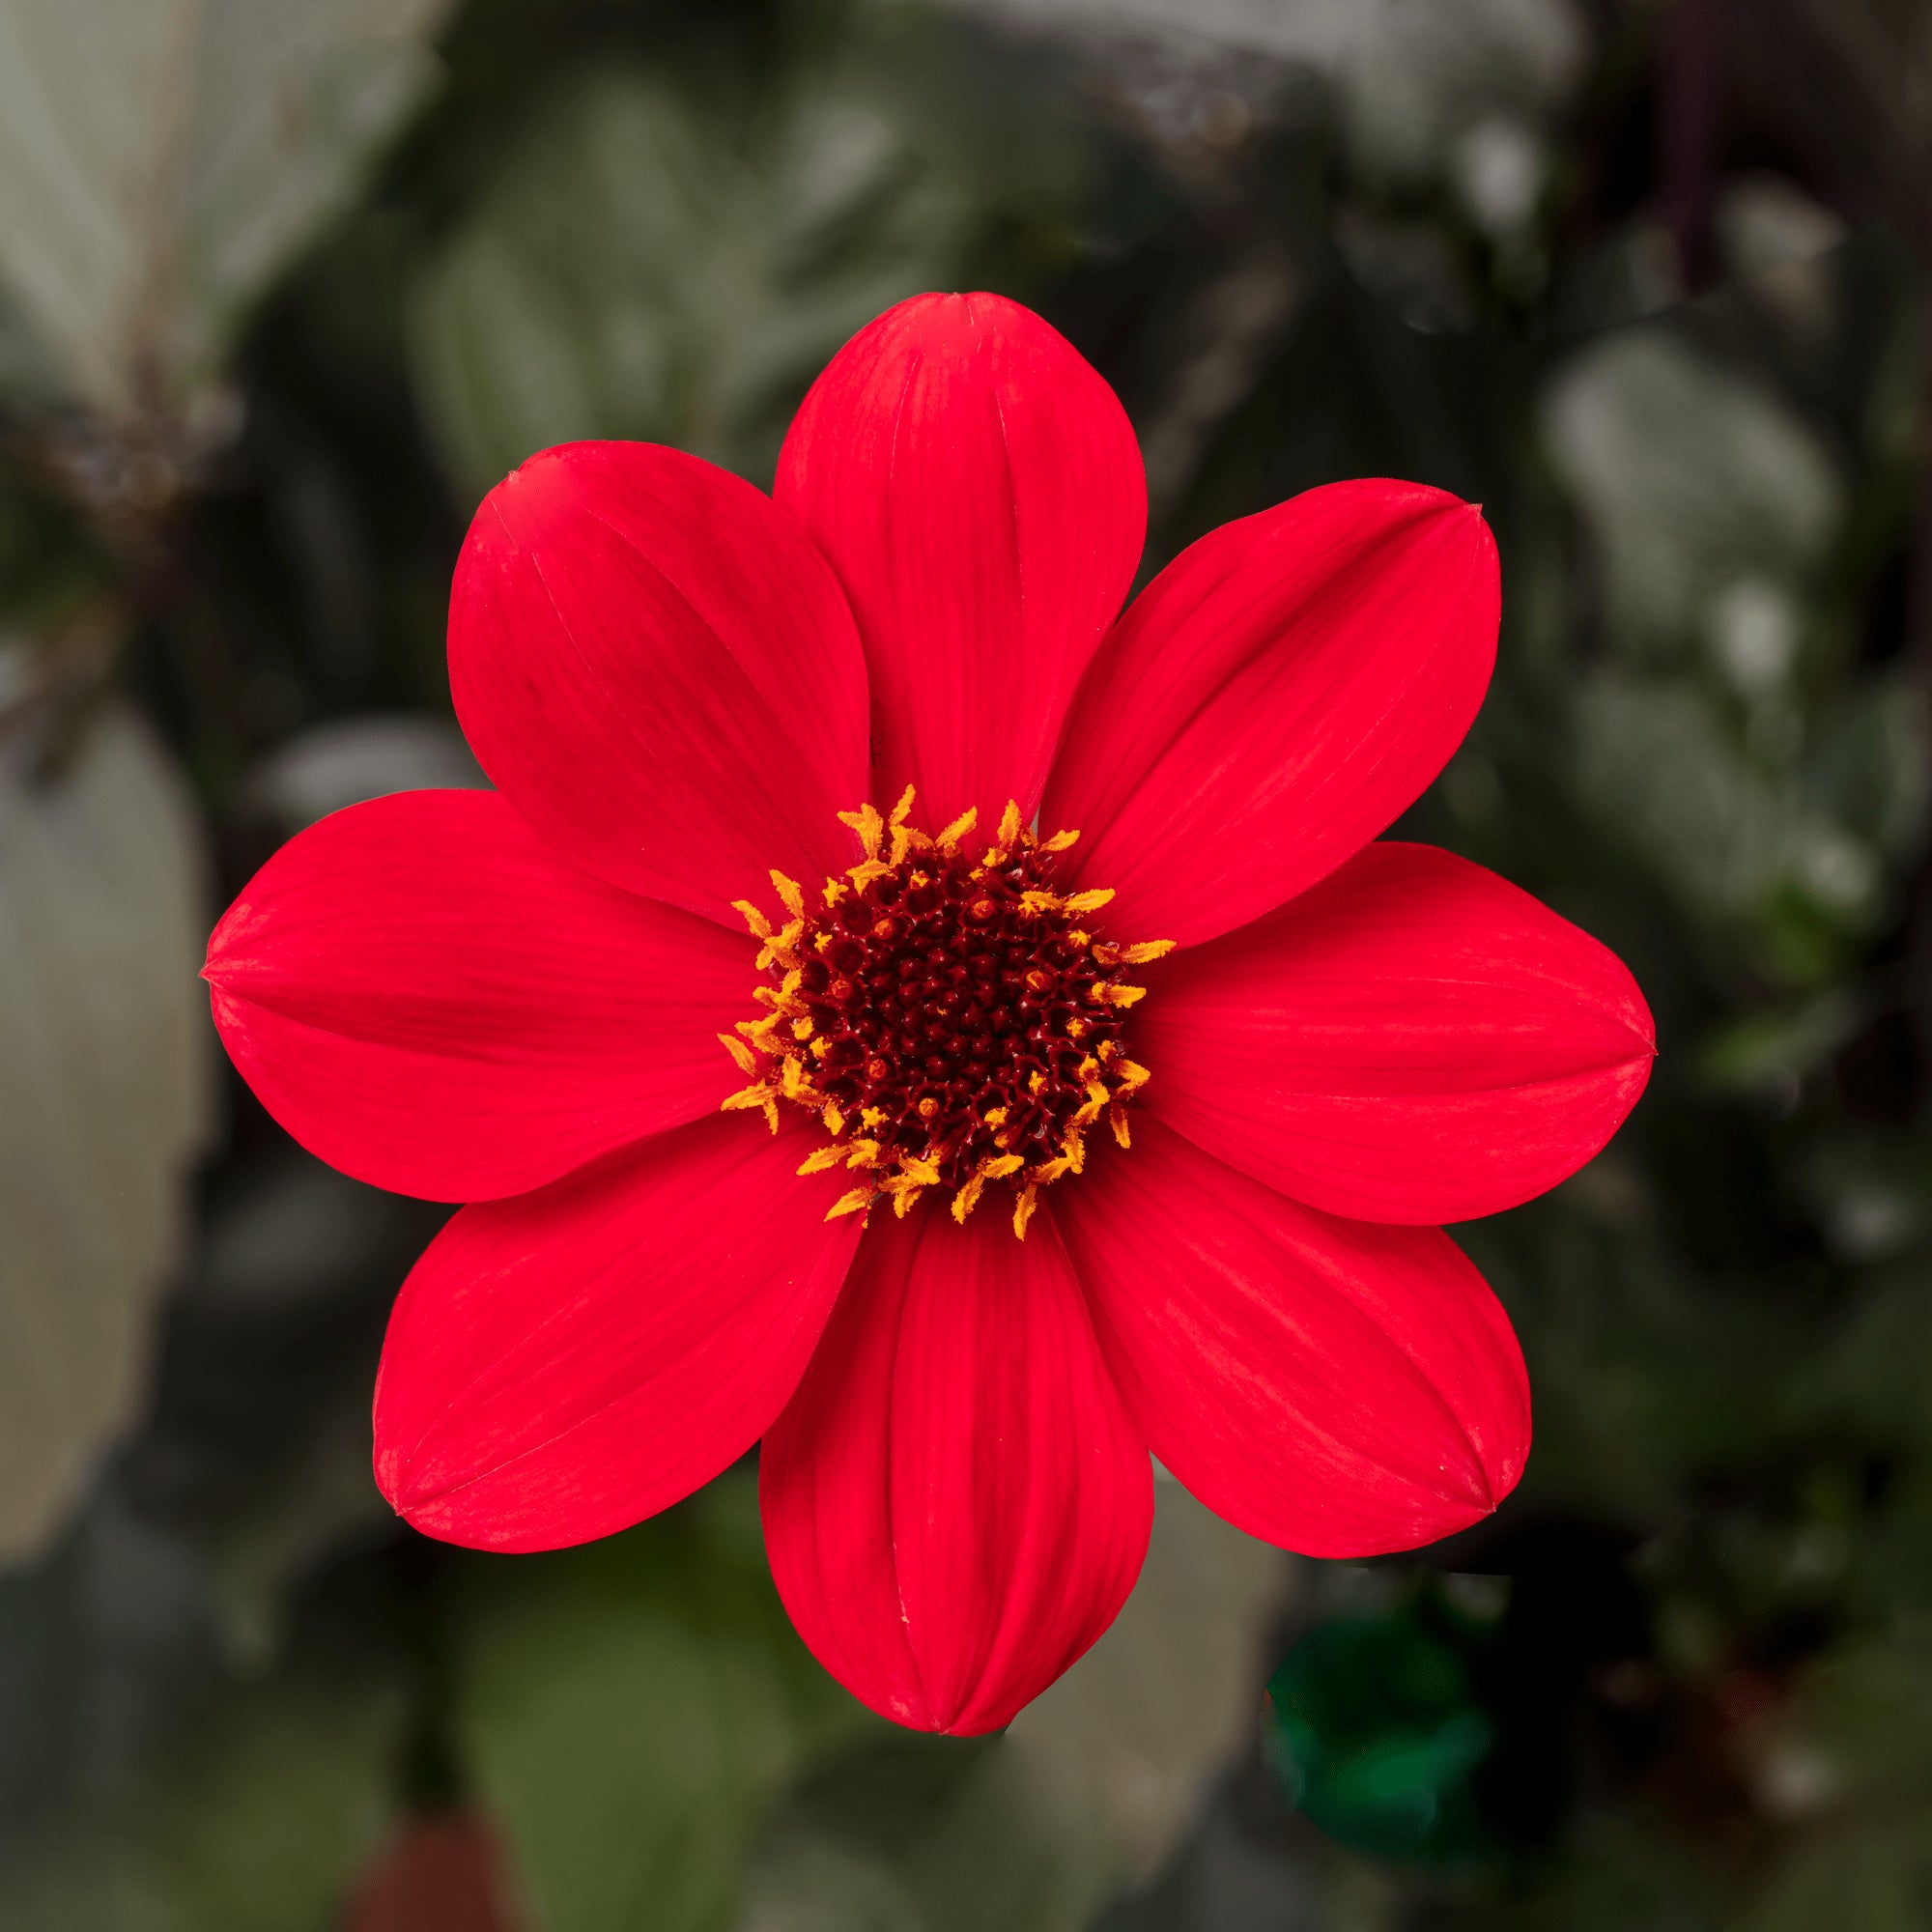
top-left (1053, 1120), bottom-right (1529, 1559)
top-left (374, 1113), bottom-right (863, 1551)
top-left (1044, 480), bottom-right (1499, 948)
top-left (760, 1208), bottom-right (1152, 1735)
top-left (775, 293), bottom-right (1146, 834)
top-left (205, 790), bottom-right (752, 1203)
top-left (1138, 841), bottom-right (1655, 1224)
top-left (448, 441), bottom-right (868, 924)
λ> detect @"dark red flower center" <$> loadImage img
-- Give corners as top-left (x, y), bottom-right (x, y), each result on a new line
top-left (722, 791), bottom-right (1169, 1236)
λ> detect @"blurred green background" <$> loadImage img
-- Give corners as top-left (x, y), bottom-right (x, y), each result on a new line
top-left (4, 0), bottom-right (1932, 1926)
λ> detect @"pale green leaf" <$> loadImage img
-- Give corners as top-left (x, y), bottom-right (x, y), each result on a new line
top-left (409, 57), bottom-right (979, 497)
top-left (0, 700), bottom-right (211, 1559)
top-left (458, 1472), bottom-right (876, 1932)
top-left (0, 0), bottom-right (455, 410)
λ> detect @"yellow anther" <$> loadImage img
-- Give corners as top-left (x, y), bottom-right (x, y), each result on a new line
top-left (982, 1153), bottom-right (1025, 1180)
top-left (826, 1186), bottom-right (874, 1221)
top-left (1019, 890), bottom-right (1061, 916)
top-left (1039, 827), bottom-right (1081, 853)
top-left (821, 1102), bottom-right (845, 1136)
top-left (732, 899), bottom-right (774, 939)
top-left (997, 799), bottom-right (1024, 845)
top-left (810, 1036), bottom-right (831, 1060)
top-left (1027, 1069), bottom-right (1047, 1096)
top-left (982, 1106), bottom-right (1009, 1129)
top-left (756, 918), bottom-right (804, 970)
top-left (721, 1082), bottom-right (774, 1114)
top-left (1110, 1106), bottom-right (1132, 1150)
top-left (1031, 1154), bottom-right (1073, 1185)
top-left (822, 878), bottom-right (847, 906)
top-left (837, 801), bottom-right (886, 860)
top-left (1114, 1058), bottom-right (1151, 1094)
top-left (896, 1155), bottom-right (943, 1188)
top-left (797, 1144), bottom-right (848, 1176)
top-left (718, 1033), bottom-right (759, 1076)
top-left (847, 859), bottom-right (894, 890)
top-left (952, 1171), bottom-right (988, 1223)
top-left (1062, 887), bottom-right (1116, 917)
top-left (935, 806), bottom-right (979, 851)
top-left (1063, 1130), bottom-right (1086, 1175)
top-left (1012, 1182), bottom-right (1040, 1240)
top-left (791, 1017), bottom-right (813, 1041)
top-left (845, 1139), bottom-right (883, 1169)
top-left (780, 1055), bottom-right (810, 1099)
top-left (860, 1106), bottom-right (889, 1129)
top-left (889, 784), bottom-right (918, 829)
top-left (1093, 981), bottom-right (1147, 1009)
top-left (1119, 939), bottom-right (1176, 965)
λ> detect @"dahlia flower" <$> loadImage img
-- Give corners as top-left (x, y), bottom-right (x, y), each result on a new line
top-left (205, 292), bottom-right (1654, 1734)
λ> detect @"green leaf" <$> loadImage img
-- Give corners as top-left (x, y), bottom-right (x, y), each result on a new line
top-left (0, 698), bottom-right (211, 1560)
top-left (0, 0), bottom-right (455, 411)
top-left (408, 52), bottom-right (984, 496)
top-left (1542, 329), bottom-right (1841, 660)
top-left (455, 1470), bottom-right (878, 1932)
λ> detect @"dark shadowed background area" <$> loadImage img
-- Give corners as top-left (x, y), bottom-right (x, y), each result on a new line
top-left (3, 0), bottom-right (1932, 1926)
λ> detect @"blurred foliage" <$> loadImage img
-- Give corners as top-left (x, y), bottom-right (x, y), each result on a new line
top-left (6, 0), bottom-right (1932, 1927)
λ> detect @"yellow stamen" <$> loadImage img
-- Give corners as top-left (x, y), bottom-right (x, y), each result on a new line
top-left (826, 1186), bottom-right (874, 1221)
top-left (796, 1145), bottom-right (848, 1175)
top-left (935, 806), bottom-right (979, 851)
top-left (952, 1171), bottom-right (988, 1222)
top-left (997, 799), bottom-right (1024, 846)
top-left (837, 801), bottom-right (886, 860)
top-left (1012, 1182), bottom-right (1039, 1240)
top-left (718, 1033), bottom-right (759, 1076)
top-left (1039, 827), bottom-right (1080, 853)
top-left (1062, 887), bottom-right (1116, 917)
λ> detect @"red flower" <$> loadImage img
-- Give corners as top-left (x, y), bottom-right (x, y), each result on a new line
top-left (204, 293), bottom-right (1653, 1735)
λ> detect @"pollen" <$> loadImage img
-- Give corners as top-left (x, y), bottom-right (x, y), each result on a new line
top-left (722, 790), bottom-right (1170, 1236)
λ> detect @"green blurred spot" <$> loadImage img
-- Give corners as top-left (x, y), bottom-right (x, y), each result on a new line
top-left (1264, 1598), bottom-right (1494, 1862)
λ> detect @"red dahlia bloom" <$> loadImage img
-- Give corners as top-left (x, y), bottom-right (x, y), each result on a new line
top-left (204, 293), bottom-right (1654, 1735)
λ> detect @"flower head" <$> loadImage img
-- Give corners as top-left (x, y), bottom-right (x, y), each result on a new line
top-left (204, 292), bottom-right (1654, 1735)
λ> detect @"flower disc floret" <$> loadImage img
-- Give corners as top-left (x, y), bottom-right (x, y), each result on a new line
top-left (721, 789), bottom-right (1169, 1236)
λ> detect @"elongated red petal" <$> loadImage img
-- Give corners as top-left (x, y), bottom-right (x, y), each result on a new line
top-left (375, 1114), bottom-right (863, 1552)
top-left (775, 292), bottom-right (1146, 834)
top-left (1044, 480), bottom-right (1498, 948)
top-left (204, 790), bottom-right (752, 1203)
top-left (1138, 841), bottom-right (1655, 1224)
top-left (449, 440), bottom-right (868, 924)
top-left (1053, 1121), bottom-right (1528, 1559)
top-left (760, 1209), bottom-right (1152, 1735)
